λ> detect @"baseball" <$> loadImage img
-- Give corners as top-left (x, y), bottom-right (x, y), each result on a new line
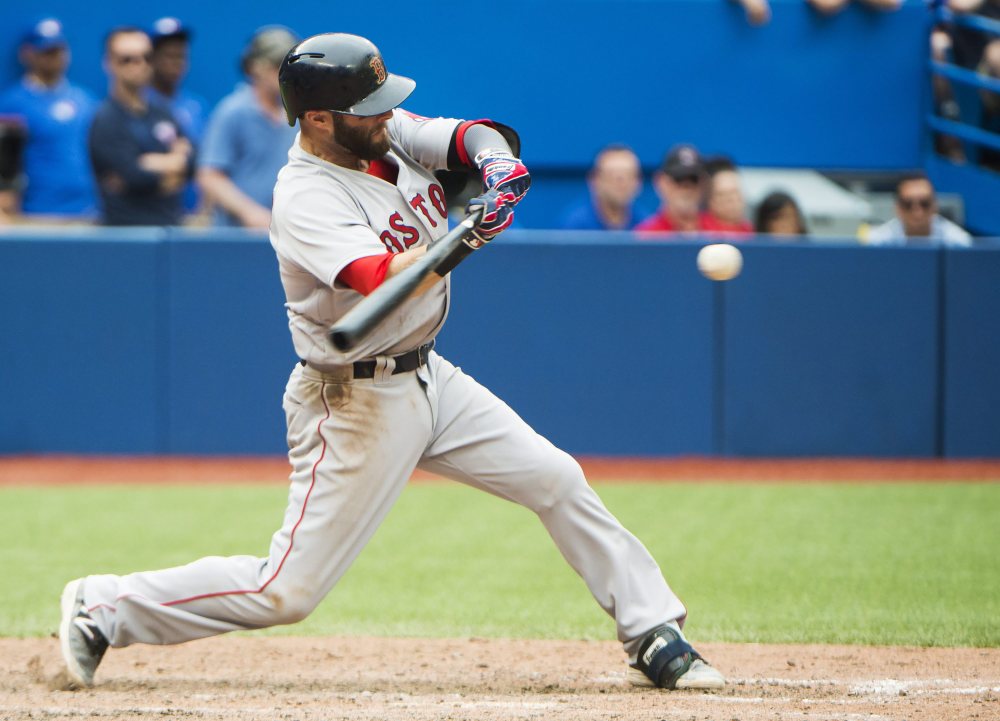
top-left (697, 243), bottom-right (743, 281)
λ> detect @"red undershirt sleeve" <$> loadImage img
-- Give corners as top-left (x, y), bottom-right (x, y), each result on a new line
top-left (337, 253), bottom-right (395, 296)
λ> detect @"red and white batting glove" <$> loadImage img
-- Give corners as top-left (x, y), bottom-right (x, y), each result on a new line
top-left (464, 188), bottom-right (514, 248)
top-left (474, 148), bottom-right (531, 206)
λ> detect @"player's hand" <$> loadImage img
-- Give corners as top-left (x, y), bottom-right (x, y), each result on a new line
top-left (464, 188), bottom-right (513, 249)
top-left (474, 149), bottom-right (531, 206)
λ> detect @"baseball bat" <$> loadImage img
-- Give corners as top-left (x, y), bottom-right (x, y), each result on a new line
top-left (328, 206), bottom-right (485, 352)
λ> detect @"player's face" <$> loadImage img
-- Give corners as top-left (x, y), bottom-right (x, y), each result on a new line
top-left (332, 110), bottom-right (393, 161)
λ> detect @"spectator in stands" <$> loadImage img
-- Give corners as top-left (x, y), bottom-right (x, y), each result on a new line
top-left (0, 18), bottom-right (97, 219)
top-left (148, 18), bottom-right (206, 144)
top-left (89, 27), bottom-right (194, 226)
top-left (635, 144), bottom-right (711, 235)
top-left (148, 17), bottom-right (206, 214)
top-left (559, 144), bottom-right (645, 230)
top-left (947, 0), bottom-right (1000, 70)
top-left (978, 38), bottom-right (1000, 170)
top-left (806, 0), bottom-right (901, 14)
top-left (702, 156), bottom-right (753, 238)
top-left (197, 26), bottom-right (299, 229)
top-left (866, 173), bottom-right (971, 246)
top-left (754, 191), bottom-right (809, 238)
top-left (930, 26), bottom-right (967, 163)
top-left (730, 0), bottom-right (772, 25)
top-left (0, 117), bottom-right (27, 223)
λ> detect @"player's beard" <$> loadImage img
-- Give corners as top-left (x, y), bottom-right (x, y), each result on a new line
top-left (332, 115), bottom-right (391, 161)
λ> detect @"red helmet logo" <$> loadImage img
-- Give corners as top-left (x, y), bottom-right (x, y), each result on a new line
top-left (370, 56), bottom-right (387, 84)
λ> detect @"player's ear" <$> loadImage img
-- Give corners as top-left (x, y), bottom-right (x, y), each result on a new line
top-left (301, 110), bottom-right (330, 131)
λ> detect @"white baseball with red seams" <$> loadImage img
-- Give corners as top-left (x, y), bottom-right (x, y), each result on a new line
top-left (79, 109), bottom-right (690, 666)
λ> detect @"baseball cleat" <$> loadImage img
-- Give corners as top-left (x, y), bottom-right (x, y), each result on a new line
top-left (627, 658), bottom-right (725, 689)
top-left (627, 624), bottom-right (725, 690)
top-left (59, 578), bottom-right (109, 688)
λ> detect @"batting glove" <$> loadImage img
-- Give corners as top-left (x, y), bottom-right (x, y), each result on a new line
top-left (464, 188), bottom-right (514, 248)
top-left (474, 148), bottom-right (531, 205)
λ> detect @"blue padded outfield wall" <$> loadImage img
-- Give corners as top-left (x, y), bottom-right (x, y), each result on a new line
top-left (2, 230), bottom-right (1000, 459)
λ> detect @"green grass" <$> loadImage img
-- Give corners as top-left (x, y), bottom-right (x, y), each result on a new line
top-left (2, 482), bottom-right (998, 646)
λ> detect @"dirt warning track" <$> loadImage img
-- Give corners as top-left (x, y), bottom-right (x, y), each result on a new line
top-left (2, 455), bottom-right (999, 486)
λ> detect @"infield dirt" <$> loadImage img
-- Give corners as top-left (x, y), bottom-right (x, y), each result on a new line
top-left (4, 637), bottom-right (999, 721)
top-left (4, 456), bottom-right (998, 720)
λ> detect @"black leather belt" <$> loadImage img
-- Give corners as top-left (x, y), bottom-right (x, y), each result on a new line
top-left (301, 341), bottom-right (434, 379)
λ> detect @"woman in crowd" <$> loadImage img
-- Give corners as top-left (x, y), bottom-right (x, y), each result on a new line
top-left (754, 191), bottom-right (808, 237)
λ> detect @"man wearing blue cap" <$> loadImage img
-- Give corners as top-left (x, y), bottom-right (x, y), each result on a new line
top-left (148, 17), bottom-right (207, 213)
top-left (148, 17), bottom-right (206, 144)
top-left (0, 18), bottom-right (97, 218)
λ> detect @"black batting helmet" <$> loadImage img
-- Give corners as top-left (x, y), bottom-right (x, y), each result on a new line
top-left (278, 33), bottom-right (415, 126)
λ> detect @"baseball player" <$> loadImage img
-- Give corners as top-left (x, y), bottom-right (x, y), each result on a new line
top-left (58, 32), bottom-right (725, 693)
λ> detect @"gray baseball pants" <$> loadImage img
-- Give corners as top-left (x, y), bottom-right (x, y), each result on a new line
top-left (83, 352), bottom-right (687, 658)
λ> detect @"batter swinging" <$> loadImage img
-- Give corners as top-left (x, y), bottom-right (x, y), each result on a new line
top-left (58, 32), bottom-right (725, 693)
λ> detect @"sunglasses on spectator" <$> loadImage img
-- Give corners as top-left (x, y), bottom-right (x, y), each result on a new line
top-left (898, 196), bottom-right (933, 211)
top-left (672, 174), bottom-right (702, 187)
top-left (113, 53), bottom-right (152, 66)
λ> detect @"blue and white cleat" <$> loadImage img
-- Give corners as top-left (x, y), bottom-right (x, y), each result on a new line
top-left (59, 578), bottom-right (109, 688)
top-left (627, 624), bottom-right (725, 690)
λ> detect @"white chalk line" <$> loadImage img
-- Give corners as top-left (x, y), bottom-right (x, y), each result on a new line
top-left (731, 676), bottom-right (1000, 696)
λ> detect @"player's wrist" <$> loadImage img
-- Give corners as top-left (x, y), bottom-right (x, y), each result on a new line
top-left (474, 149), bottom-right (531, 207)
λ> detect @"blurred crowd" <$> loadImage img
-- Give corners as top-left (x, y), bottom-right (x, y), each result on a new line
top-left (557, 142), bottom-right (971, 247)
top-left (550, 0), bottom-right (1000, 247)
top-left (0, 17), bottom-right (298, 228)
top-left (0, 11), bottom-right (989, 246)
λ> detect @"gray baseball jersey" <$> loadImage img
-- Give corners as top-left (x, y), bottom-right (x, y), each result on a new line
top-left (271, 110), bottom-right (458, 365)
top-left (74, 108), bottom-right (690, 672)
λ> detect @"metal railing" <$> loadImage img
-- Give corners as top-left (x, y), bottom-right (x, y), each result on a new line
top-left (929, 7), bottom-right (1000, 154)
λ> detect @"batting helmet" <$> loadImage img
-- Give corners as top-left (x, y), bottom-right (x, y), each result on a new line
top-left (278, 33), bottom-right (415, 126)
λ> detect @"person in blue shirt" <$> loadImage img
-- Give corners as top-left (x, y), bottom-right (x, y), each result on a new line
top-left (558, 144), bottom-right (646, 231)
top-left (89, 27), bottom-right (195, 226)
top-left (197, 26), bottom-right (299, 228)
top-left (0, 18), bottom-right (97, 218)
top-left (148, 17), bottom-right (207, 213)
top-left (147, 18), bottom-right (206, 148)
